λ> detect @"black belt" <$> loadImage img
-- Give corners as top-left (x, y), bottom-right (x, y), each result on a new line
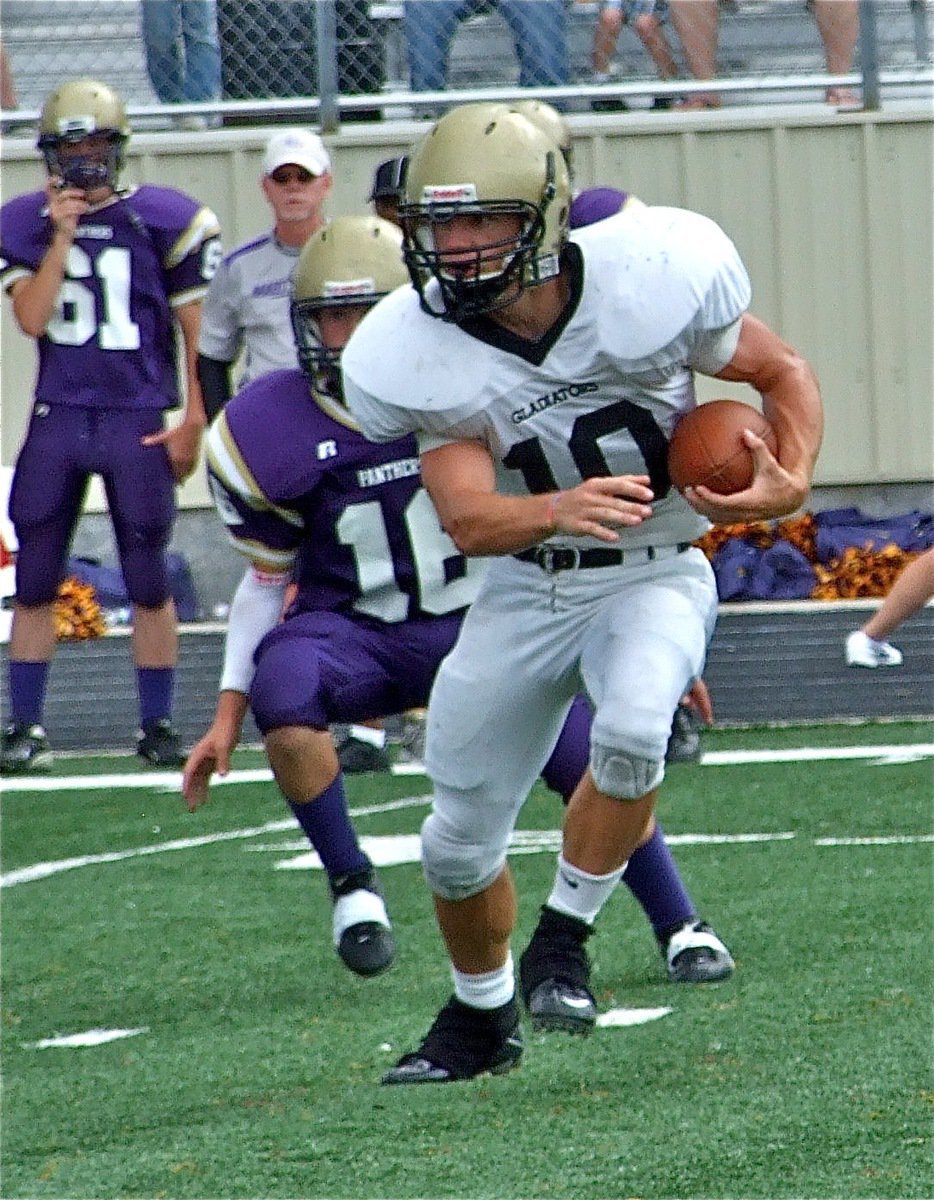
top-left (513, 543), bottom-right (692, 573)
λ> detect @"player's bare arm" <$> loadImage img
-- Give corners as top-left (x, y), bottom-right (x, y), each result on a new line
top-left (686, 313), bottom-right (823, 523)
top-left (142, 300), bottom-right (207, 482)
top-left (182, 690), bottom-right (250, 812)
top-left (421, 439), bottom-right (654, 556)
top-left (10, 180), bottom-right (88, 338)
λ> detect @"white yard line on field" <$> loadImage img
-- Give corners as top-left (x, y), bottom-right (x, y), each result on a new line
top-left (2, 743), bottom-right (931, 888)
top-left (2, 743), bottom-right (932, 794)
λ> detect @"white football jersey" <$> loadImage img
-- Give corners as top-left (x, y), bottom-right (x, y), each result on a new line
top-left (343, 205), bottom-right (752, 551)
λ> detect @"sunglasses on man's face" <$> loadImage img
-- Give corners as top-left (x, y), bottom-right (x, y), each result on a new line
top-left (269, 167), bottom-right (317, 185)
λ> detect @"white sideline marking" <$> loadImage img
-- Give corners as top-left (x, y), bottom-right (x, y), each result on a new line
top-left (597, 1007), bottom-right (672, 1028)
top-left (274, 829), bottom-right (797, 871)
top-left (25, 1027), bottom-right (149, 1049)
top-left (815, 834), bottom-right (934, 846)
top-left (2, 739), bottom-right (930, 887)
top-left (701, 744), bottom-right (933, 766)
top-left (2, 743), bottom-right (932, 794)
top-left (0, 795), bottom-right (433, 888)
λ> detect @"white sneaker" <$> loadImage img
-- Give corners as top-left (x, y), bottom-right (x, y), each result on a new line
top-left (845, 630), bottom-right (903, 668)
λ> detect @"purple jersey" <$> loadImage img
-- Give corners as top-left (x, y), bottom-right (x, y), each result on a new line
top-left (206, 369), bottom-right (484, 623)
top-left (0, 185), bottom-right (221, 409)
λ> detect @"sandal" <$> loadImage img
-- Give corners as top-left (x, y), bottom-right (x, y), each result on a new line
top-left (825, 87), bottom-right (861, 109)
top-left (673, 94), bottom-right (721, 111)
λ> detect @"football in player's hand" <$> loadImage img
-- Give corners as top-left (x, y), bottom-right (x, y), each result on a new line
top-left (668, 399), bottom-right (778, 495)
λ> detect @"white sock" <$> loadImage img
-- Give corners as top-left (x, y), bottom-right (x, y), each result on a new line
top-left (348, 724), bottom-right (387, 748)
top-left (451, 953), bottom-right (515, 1010)
top-left (547, 854), bottom-right (626, 925)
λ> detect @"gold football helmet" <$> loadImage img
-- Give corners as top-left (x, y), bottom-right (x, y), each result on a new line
top-left (291, 215), bottom-right (407, 400)
top-left (510, 99), bottom-right (573, 179)
top-left (38, 78), bottom-right (130, 191)
top-left (400, 102), bottom-right (571, 322)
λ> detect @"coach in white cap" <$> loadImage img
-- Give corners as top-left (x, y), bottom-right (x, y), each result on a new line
top-left (198, 128), bottom-right (333, 417)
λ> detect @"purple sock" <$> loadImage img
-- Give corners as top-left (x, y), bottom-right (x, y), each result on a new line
top-left (8, 660), bottom-right (49, 726)
top-left (136, 666), bottom-right (174, 727)
top-left (623, 823), bottom-right (696, 941)
top-left (288, 775), bottom-right (370, 878)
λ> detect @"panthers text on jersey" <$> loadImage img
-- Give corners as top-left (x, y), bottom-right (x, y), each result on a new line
top-left (206, 368), bottom-right (485, 623)
top-left (343, 205), bottom-right (753, 552)
top-left (0, 185), bottom-right (221, 409)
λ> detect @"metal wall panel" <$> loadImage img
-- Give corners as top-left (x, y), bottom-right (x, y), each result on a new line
top-left (2, 104), bottom-right (931, 512)
top-left (2, 602), bottom-right (930, 750)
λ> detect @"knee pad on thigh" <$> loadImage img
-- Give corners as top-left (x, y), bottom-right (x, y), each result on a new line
top-left (420, 810), bottom-right (506, 902)
top-left (250, 633), bottom-right (328, 734)
top-left (14, 557), bottom-right (64, 606)
top-left (12, 532), bottom-right (70, 606)
top-left (591, 743), bottom-right (665, 800)
top-left (120, 548), bottom-right (170, 609)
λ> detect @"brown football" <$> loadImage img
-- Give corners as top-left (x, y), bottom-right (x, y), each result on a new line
top-left (668, 399), bottom-right (778, 495)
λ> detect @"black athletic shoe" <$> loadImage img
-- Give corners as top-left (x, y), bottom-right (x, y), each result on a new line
top-left (0, 722), bottom-right (52, 775)
top-left (337, 735), bottom-right (391, 775)
top-left (381, 996), bottom-right (522, 1085)
top-left (664, 920), bottom-right (735, 983)
top-left (136, 719), bottom-right (186, 767)
top-left (519, 907), bottom-right (598, 1035)
top-left (665, 703), bottom-right (701, 764)
top-left (329, 867), bottom-right (395, 977)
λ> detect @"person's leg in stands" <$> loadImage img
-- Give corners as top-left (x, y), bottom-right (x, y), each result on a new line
top-left (669, 0), bottom-right (720, 108)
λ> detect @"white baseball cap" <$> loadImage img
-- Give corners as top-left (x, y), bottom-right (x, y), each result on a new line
top-left (263, 128), bottom-right (331, 178)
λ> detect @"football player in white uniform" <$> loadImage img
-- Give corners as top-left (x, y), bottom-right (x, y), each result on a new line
top-left (343, 104), bottom-right (822, 1084)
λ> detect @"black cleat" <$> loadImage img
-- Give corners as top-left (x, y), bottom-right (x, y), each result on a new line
top-left (136, 719), bottom-right (186, 767)
top-left (0, 722), bottom-right (52, 775)
top-left (337, 735), bottom-right (391, 775)
top-left (664, 920), bottom-right (735, 983)
top-left (330, 867), bottom-right (395, 977)
top-left (519, 906), bottom-right (598, 1035)
top-left (524, 979), bottom-right (598, 1034)
top-left (381, 996), bottom-right (522, 1085)
top-left (665, 702), bottom-right (701, 764)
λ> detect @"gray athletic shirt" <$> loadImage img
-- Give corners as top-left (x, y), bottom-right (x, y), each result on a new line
top-left (198, 232), bottom-right (300, 387)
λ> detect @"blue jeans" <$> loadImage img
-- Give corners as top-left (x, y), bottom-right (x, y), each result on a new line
top-left (404, 0), bottom-right (569, 90)
top-left (141, 0), bottom-right (221, 102)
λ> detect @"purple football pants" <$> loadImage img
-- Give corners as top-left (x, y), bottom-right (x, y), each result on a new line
top-left (250, 606), bottom-right (593, 792)
top-left (9, 404), bottom-right (176, 608)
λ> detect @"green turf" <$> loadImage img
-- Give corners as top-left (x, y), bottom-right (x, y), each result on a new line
top-left (2, 722), bottom-right (931, 1199)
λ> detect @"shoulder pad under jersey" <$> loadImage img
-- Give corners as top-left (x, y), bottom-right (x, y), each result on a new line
top-left (342, 286), bottom-right (500, 441)
top-left (571, 205), bottom-right (751, 362)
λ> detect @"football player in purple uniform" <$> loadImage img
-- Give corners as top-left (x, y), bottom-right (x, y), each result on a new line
top-left (0, 78), bottom-right (221, 775)
top-left (183, 216), bottom-right (476, 977)
top-left (182, 215), bottom-right (734, 988)
top-left (343, 103), bottom-right (822, 1083)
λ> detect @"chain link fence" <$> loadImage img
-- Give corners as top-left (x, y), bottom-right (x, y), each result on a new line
top-left (1, 0), bottom-right (931, 124)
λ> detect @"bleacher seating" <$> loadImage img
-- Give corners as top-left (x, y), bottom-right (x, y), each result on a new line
top-left (1, 0), bottom-right (931, 117)
top-left (440, 0), bottom-right (931, 90)
top-left (2, 0), bottom-right (157, 112)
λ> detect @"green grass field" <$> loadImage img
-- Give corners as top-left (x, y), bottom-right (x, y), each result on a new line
top-left (2, 721), bottom-right (932, 1200)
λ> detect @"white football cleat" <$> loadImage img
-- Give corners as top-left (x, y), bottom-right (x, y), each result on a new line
top-left (330, 867), bottom-right (395, 977)
top-left (666, 921), bottom-right (734, 983)
top-left (845, 630), bottom-right (904, 669)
